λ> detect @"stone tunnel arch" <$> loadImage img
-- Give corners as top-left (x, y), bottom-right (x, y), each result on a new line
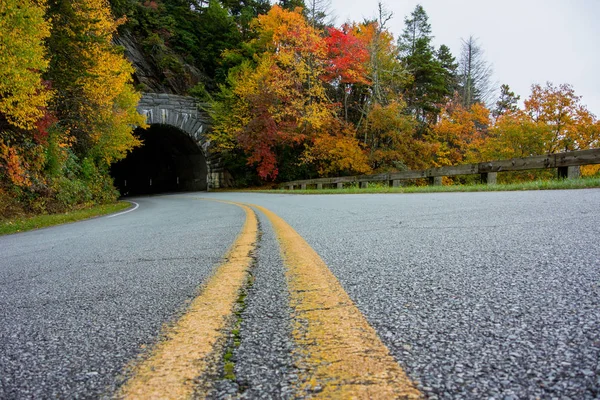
top-left (110, 93), bottom-right (230, 195)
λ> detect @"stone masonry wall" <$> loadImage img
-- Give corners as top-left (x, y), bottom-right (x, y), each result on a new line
top-left (137, 93), bottom-right (232, 189)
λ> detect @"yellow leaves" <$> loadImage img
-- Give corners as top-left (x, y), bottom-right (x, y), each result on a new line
top-left (49, 0), bottom-right (146, 165)
top-left (303, 120), bottom-right (371, 177)
top-left (0, 0), bottom-right (52, 130)
top-left (254, 5), bottom-right (326, 61)
top-left (431, 102), bottom-right (491, 166)
top-left (524, 82), bottom-right (598, 152)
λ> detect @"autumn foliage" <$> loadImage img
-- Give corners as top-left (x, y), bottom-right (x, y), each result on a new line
top-left (208, 6), bottom-right (599, 185)
top-left (0, 0), bottom-right (144, 217)
top-left (2, 1), bottom-right (599, 216)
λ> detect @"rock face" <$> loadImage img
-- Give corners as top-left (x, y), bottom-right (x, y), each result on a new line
top-left (115, 31), bottom-right (203, 95)
top-left (137, 94), bottom-right (233, 189)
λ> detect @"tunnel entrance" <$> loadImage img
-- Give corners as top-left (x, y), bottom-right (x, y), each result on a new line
top-left (111, 124), bottom-right (207, 196)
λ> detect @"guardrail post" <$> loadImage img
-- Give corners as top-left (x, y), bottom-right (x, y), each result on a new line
top-left (360, 182), bottom-right (368, 189)
top-left (336, 182), bottom-right (343, 189)
top-left (558, 166), bottom-right (581, 179)
top-left (391, 180), bottom-right (400, 187)
top-left (317, 183), bottom-right (323, 190)
top-left (288, 185), bottom-right (294, 190)
top-left (481, 172), bottom-right (497, 185)
top-left (301, 183), bottom-right (307, 190)
top-left (429, 176), bottom-right (443, 186)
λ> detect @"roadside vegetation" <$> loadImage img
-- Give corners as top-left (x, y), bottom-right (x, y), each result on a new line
top-left (0, 202), bottom-right (130, 236)
top-left (247, 177), bottom-right (600, 195)
top-left (2, 1), bottom-right (599, 220)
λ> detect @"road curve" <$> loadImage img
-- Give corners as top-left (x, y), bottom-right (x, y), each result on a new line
top-left (0, 196), bottom-right (245, 398)
top-left (202, 190), bottom-right (600, 399)
top-left (1, 190), bottom-right (599, 399)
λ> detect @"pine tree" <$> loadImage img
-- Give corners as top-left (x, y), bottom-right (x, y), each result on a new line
top-left (493, 84), bottom-right (520, 118)
top-left (437, 44), bottom-right (458, 98)
top-left (279, 0), bottom-right (305, 11)
top-left (398, 5), bottom-right (450, 124)
top-left (398, 4), bottom-right (431, 57)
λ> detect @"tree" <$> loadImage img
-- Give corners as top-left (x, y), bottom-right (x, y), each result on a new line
top-left (398, 5), bottom-right (453, 124)
top-left (0, 0), bottom-right (52, 198)
top-left (0, 0), bottom-right (52, 131)
top-left (209, 5), bottom-right (331, 180)
top-left (47, 0), bottom-right (146, 165)
top-left (322, 25), bottom-right (369, 121)
top-left (398, 4), bottom-right (431, 57)
top-left (305, 0), bottom-right (333, 29)
top-left (481, 110), bottom-right (551, 160)
top-left (493, 84), bottom-right (520, 118)
top-left (524, 82), bottom-right (599, 152)
top-left (437, 44), bottom-right (459, 98)
top-left (364, 100), bottom-right (433, 171)
top-left (480, 82), bottom-right (599, 168)
top-left (279, 0), bottom-right (305, 11)
top-left (430, 100), bottom-right (491, 166)
top-left (301, 119), bottom-right (371, 176)
top-left (458, 36), bottom-right (495, 108)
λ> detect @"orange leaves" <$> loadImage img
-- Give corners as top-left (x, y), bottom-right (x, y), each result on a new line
top-left (254, 5), bottom-right (326, 65)
top-left (481, 110), bottom-right (551, 161)
top-left (524, 82), bottom-right (598, 152)
top-left (0, 142), bottom-right (30, 188)
top-left (431, 101), bottom-right (491, 166)
top-left (212, 6), bottom-right (335, 180)
top-left (363, 101), bottom-right (433, 171)
top-left (481, 83), bottom-right (599, 162)
top-left (303, 119), bottom-right (371, 177)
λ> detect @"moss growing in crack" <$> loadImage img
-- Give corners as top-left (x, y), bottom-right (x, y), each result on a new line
top-left (222, 273), bottom-right (255, 381)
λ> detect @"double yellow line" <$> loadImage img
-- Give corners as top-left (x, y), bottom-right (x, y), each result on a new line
top-left (119, 200), bottom-right (421, 399)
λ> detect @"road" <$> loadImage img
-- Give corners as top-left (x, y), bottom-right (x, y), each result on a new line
top-left (1, 190), bottom-right (599, 399)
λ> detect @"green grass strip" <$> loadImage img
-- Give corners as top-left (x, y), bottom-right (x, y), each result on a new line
top-left (0, 201), bottom-right (131, 236)
top-left (245, 177), bottom-right (600, 195)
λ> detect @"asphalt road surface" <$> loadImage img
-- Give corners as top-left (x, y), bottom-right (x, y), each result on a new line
top-left (1, 189), bottom-right (599, 399)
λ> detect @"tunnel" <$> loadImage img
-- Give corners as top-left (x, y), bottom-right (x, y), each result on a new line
top-left (111, 124), bottom-right (208, 196)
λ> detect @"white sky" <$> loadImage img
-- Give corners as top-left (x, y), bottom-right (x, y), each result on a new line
top-left (329, 0), bottom-right (600, 116)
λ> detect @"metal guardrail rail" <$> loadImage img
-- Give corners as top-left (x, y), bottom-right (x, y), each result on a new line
top-left (280, 148), bottom-right (600, 189)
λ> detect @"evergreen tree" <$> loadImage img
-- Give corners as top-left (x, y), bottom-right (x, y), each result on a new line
top-left (279, 0), bottom-right (305, 11)
top-left (305, 0), bottom-right (333, 29)
top-left (437, 44), bottom-right (458, 97)
top-left (398, 5), bottom-right (450, 124)
top-left (398, 4), bottom-right (431, 57)
top-left (493, 84), bottom-right (520, 118)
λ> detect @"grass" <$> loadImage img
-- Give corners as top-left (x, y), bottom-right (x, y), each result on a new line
top-left (222, 273), bottom-right (254, 382)
top-left (243, 177), bottom-right (600, 195)
top-left (0, 201), bottom-right (131, 236)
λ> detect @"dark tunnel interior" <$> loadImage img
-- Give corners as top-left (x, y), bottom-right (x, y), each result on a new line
top-left (111, 124), bottom-right (207, 196)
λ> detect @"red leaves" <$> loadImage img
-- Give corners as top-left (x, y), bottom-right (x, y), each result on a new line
top-left (322, 26), bottom-right (369, 85)
top-left (34, 108), bottom-right (57, 144)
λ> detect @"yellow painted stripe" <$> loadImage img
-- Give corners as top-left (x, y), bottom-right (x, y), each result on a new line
top-left (252, 204), bottom-right (422, 399)
top-left (118, 203), bottom-right (258, 400)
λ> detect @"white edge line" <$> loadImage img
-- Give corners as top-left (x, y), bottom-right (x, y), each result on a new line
top-left (107, 201), bottom-right (139, 218)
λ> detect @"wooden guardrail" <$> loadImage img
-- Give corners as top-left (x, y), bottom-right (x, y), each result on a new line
top-left (280, 148), bottom-right (600, 190)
